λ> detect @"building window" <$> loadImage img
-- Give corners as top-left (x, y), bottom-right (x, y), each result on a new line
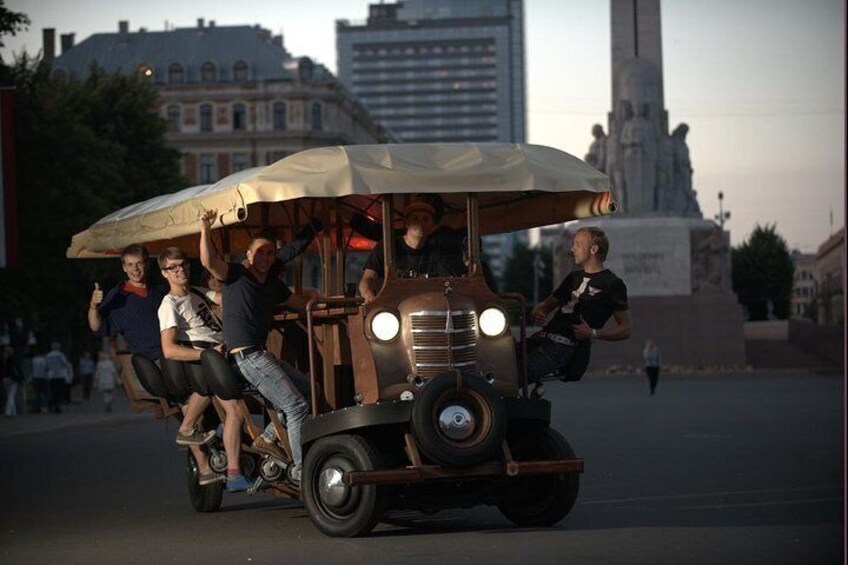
top-left (311, 102), bottom-right (322, 131)
top-left (168, 63), bottom-right (184, 84)
top-left (232, 103), bottom-right (246, 131)
top-left (273, 102), bottom-right (287, 130)
top-left (166, 105), bottom-right (181, 133)
top-left (233, 60), bottom-right (249, 82)
top-left (232, 153), bottom-right (250, 173)
top-left (199, 153), bottom-right (217, 183)
top-left (200, 104), bottom-right (213, 132)
top-left (200, 61), bottom-right (217, 83)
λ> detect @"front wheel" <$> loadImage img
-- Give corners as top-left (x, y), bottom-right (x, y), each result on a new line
top-left (186, 451), bottom-right (223, 513)
top-left (497, 427), bottom-right (579, 527)
top-left (302, 434), bottom-right (386, 537)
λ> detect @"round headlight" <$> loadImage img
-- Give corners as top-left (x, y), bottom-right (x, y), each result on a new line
top-left (371, 311), bottom-right (400, 341)
top-left (479, 307), bottom-right (507, 337)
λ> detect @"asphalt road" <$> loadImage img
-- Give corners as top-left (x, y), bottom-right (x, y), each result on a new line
top-left (0, 371), bottom-right (843, 565)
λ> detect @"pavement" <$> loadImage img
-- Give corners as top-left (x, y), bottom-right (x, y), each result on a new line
top-left (0, 389), bottom-right (153, 441)
top-left (1, 366), bottom-right (839, 442)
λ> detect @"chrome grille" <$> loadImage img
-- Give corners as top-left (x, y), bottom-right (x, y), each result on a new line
top-left (410, 310), bottom-right (478, 378)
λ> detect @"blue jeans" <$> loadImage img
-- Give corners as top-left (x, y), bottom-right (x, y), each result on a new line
top-left (526, 336), bottom-right (576, 383)
top-left (235, 351), bottom-right (310, 467)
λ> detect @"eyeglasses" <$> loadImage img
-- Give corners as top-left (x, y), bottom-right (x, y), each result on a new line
top-left (162, 262), bottom-right (188, 273)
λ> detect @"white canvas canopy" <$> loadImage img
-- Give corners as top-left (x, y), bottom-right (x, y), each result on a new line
top-left (67, 143), bottom-right (615, 258)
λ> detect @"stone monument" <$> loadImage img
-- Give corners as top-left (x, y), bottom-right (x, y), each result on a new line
top-left (556, 0), bottom-right (745, 369)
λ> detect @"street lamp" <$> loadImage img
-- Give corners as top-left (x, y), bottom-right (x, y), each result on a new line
top-left (715, 191), bottom-right (731, 229)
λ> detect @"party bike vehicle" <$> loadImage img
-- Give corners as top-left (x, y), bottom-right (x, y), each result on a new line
top-left (68, 143), bottom-right (616, 537)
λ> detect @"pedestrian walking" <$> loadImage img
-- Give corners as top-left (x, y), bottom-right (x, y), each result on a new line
top-left (30, 346), bottom-right (48, 413)
top-left (78, 351), bottom-right (95, 401)
top-left (3, 346), bottom-right (24, 417)
top-left (94, 351), bottom-right (118, 412)
top-left (45, 342), bottom-right (72, 413)
top-left (643, 338), bottom-right (661, 395)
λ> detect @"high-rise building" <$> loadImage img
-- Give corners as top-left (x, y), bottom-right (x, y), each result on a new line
top-left (336, 0), bottom-right (525, 144)
top-left (49, 20), bottom-right (392, 185)
top-left (337, 1), bottom-right (526, 284)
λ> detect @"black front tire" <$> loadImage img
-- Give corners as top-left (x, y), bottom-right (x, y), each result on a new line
top-left (186, 451), bottom-right (223, 513)
top-left (497, 427), bottom-right (579, 527)
top-left (302, 434), bottom-right (386, 537)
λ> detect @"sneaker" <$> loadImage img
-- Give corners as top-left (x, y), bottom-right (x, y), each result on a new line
top-left (226, 474), bottom-right (253, 493)
top-left (175, 428), bottom-right (216, 446)
top-left (289, 464), bottom-right (302, 485)
top-left (252, 436), bottom-right (287, 461)
top-left (199, 471), bottom-right (225, 486)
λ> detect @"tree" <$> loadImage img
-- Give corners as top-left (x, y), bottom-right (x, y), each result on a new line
top-left (503, 242), bottom-right (554, 310)
top-left (0, 1), bottom-right (29, 51)
top-left (0, 55), bottom-right (184, 356)
top-left (731, 224), bottom-right (794, 320)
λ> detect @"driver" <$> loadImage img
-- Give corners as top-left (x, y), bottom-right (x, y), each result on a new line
top-left (358, 197), bottom-right (460, 303)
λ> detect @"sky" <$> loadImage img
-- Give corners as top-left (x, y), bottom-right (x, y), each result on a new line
top-left (2, 0), bottom-right (845, 252)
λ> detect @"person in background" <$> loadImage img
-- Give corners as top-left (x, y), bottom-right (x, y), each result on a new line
top-left (78, 351), bottom-right (95, 401)
top-left (30, 345), bottom-right (48, 413)
top-left (643, 338), bottom-right (661, 396)
top-left (3, 346), bottom-right (24, 417)
top-left (94, 350), bottom-right (118, 412)
top-left (45, 342), bottom-right (72, 414)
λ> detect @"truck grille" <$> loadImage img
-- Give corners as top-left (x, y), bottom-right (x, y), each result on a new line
top-left (410, 310), bottom-right (478, 378)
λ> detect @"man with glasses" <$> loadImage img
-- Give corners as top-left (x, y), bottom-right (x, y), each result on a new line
top-left (157, 247), bottom-right (250, 491)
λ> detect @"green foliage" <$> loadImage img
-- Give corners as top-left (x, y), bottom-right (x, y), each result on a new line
top-left (0, 55), bottom-right (184, 354)
top-left (502, 242), bottom-right (554, 308)
top-left (0, 1), bottom-right (30, 50)
top-left (731, 224), bottom-right (795, 320)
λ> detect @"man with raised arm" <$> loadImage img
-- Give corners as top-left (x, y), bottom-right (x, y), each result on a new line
top-left (526, 227), bottom-right (632, 384)
top-left (199, 210), bottom-right (321, 483)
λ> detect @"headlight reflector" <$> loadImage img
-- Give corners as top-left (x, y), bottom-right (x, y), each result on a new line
top-left (371, 311), bottom-right (400, 341)
top-left (479, 307), bottom-right (507, 337)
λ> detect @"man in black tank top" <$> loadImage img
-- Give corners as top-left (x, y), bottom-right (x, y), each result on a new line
top-left (525, 227), bottom-right (632, 384)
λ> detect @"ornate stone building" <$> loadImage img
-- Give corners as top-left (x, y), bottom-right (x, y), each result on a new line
top-left (47, 20), bottom-right (393, 184)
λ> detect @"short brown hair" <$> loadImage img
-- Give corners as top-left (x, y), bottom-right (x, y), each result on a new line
top-left (158, 246), bottom-right (188, 269)
top-left (577, 227), bottom-right (610, 261)
top-left (121, 244), bottom-right (149, 263)
top-left (247, 229), bottom-right (277, 251)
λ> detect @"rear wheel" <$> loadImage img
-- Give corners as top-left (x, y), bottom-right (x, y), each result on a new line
top-left (186, 451), bottom-right (223, 513)
top-left (302, 434), bottom-right (385, 537)
top-left (497, 427), bottom-right (579, 527)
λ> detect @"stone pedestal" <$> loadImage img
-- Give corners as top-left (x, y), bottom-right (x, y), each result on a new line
top-left (553, 216), bottom-right (745, 369)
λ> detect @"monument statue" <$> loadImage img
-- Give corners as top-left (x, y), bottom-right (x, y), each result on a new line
top-left (620, 102), bottom-right (658, 212)
top-left (584, 124), bottom-right (607, 171)
top-left (671, 123), bottom-right (701, 217)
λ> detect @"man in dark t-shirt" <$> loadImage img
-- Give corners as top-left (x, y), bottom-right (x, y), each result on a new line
top-left (200, 210), bottom-right (319, 484)
top-left (525, 227), bottom-right (631, 384)
top-left (358, 197), bottom-right (461, 303)
top-left (87, 244), bottom-right (166, 362)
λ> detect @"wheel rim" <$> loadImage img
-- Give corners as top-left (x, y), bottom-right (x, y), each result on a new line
top-left (432, 389), bottom-right (492, 448)
top-left (312, 455), bottom-right (360, 518)
top-left (438, 403), bottom-right (475, 440)
top-left (319, 466), bottom-right (348, 507)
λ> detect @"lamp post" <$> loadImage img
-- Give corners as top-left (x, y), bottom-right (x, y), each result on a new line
top-left (715, 191), bottom-right (730, 229)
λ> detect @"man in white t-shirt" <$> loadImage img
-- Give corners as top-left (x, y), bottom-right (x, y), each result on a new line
top-left (158, 247), bottom-right (251, 492)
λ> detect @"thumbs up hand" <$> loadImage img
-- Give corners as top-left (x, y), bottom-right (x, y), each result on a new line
top-left (90, 282), bottom-right (104, 309)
